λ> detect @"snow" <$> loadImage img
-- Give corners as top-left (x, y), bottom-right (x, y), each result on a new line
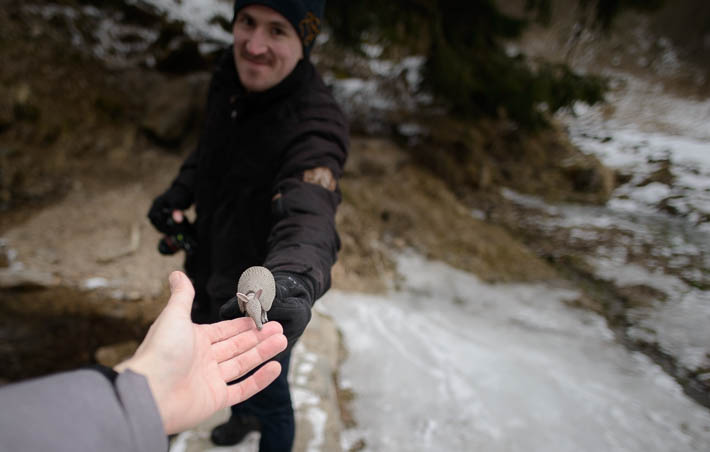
top-left (319, 252), bottom-right (710, 451)
top-left (81, 277), bottom-right (110, 290)
top-left (544, 70), bottom-right (710, 374)
top-left (562, 73), bottom-right (710, 227)
top-left (501, 185), bottom-right (710, 372)
top-left (139, 0), bottom-right (233, 43)
top-left (330, 78), bottom-right (396, 112)
top-left (291, 346), bottom-right (328, 452)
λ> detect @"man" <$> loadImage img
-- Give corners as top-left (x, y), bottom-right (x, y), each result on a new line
top-left (147, 0), bottom-right (348, 450)
top-left (0, 271), bottom-right (287, 452)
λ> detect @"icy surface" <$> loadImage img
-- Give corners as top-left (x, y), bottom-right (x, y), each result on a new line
top-left (320, 252), bottom-right (710, 451)
top-left (546, 71), bottom-right (710, 372)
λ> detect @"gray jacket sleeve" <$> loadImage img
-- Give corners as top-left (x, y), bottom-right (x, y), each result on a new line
top-left (0, 369), bottom-right (167, 452)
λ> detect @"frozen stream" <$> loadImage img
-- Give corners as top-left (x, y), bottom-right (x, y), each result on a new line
top-left (319, 253), bottom-right (710, 451)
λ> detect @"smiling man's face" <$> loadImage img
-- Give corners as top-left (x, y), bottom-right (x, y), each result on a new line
top-left (232, 5), bottom-right (304, 92)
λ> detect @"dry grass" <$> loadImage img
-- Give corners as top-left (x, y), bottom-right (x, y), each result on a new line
top-left (333, 137), bottom-right (559, 293)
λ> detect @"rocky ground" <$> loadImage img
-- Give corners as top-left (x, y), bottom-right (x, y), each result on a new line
top-left (1, 0), bottom-right (708, 450)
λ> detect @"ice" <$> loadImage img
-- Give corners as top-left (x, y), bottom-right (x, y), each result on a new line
top-left (319, 252), bottom-right (710, 451)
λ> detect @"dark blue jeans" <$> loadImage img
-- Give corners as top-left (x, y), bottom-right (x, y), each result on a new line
top-left (231, 351), bottom-right (294, 452)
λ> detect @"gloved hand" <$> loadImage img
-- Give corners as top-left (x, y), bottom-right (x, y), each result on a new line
top-left (220, 272), bottom-right (313, 350)
top-left (148, 185), bottom-right (192, 234)
top-left (268, 273), bottom-right (313, 348)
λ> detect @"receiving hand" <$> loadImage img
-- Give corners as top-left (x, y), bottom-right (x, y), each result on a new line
top-left (115, 271), bottom-right (287, 434)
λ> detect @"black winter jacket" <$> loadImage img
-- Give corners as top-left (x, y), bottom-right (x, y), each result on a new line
top-left (164, 48), bottom-right (348, 322)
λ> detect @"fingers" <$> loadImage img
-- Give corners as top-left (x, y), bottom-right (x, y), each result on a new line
top-left (218, 333), bottom-right (287, 383)
top-left (205, 316), bottom-right (282, 344)
top-left (167, 271), bottom-right (195, 315)
top-left (225, 361), bottom-right (282, 407)
top-left (204, 317), bottom-right (256, 344)
top-left (210, 321), bottom-right (283, 363)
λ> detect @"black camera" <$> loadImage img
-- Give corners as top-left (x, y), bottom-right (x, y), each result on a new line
top-left (158, 217), bottom-right (197, 255)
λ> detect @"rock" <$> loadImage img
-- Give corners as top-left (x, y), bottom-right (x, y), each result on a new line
top-left (95, 340), bottom-right (139, 368)
top-left (0, 267), bottom-right (59, 289)
top-left (658, 195), bottom-right (686, 216)
top-left (639, 158), bottom-right (674, 186)
top-left (563, 157), bottom-right (616, 203)
top-left (617, 284), bottom-right (667, 308)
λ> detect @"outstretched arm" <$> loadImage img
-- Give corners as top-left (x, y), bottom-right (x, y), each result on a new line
top-left (0, 271), bottom-right (287, 452)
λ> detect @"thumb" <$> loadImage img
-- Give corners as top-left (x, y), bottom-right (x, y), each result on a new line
top-left (168, 271), bottom-right (195, 314)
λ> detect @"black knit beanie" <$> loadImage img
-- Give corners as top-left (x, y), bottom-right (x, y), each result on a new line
top-left (232, 0), bottom-right (326, 57)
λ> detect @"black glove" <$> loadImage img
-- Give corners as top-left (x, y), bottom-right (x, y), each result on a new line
top-left (147, 185), bottom-right (192, 234)
top-left (220, 272), bottom-right (313, 350)
top-left (269, 273), bottom-right (313, 348)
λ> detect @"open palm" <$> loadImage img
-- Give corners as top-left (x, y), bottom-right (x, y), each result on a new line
top-left (117, 271), bottom-right (287, 434)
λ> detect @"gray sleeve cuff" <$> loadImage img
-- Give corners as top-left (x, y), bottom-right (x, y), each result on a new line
top-left (0, 369), bottom-right (168, 452)
top-left (115, 369), bottom-right (168, 452)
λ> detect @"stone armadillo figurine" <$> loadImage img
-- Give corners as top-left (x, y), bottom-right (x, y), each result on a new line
top-left (236, 266), bottom-right (275, 330)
